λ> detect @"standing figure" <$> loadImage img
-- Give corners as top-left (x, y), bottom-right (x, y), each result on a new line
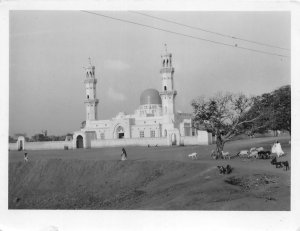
top-left (24, 152), bottom-right (28, 162)
top-left (121, 147), bottom-right (127, 161)
top-left (275, 141), bottom-right (285, 157)
top-left (272, 141), bottom-right (285, 157)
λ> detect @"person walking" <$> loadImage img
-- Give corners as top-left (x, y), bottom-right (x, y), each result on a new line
top-left (121, 147), bottom-right (127, 161)
top-left (24, 152), bottom-right (28, 162)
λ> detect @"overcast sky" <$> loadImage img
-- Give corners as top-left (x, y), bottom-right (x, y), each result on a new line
top-left (9, 11), bottom-right (290, 136)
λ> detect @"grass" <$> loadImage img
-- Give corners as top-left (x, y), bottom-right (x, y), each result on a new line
top-left (9, 135), bottom-right (290, 210)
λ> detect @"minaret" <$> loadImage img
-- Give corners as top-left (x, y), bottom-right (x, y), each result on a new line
top-left (159, 44), bottom-right (177, 116)
top-left (84, 58), bottom-right (99, 121)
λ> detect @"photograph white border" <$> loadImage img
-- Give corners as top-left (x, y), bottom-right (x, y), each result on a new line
top-left (1, 1), bottom-right (299, 231)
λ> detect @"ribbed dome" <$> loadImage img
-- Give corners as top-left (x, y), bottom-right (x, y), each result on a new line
top-left (140, 88), bottom-right (162, 105)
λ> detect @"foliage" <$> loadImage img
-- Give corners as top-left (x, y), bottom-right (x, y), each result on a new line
top-left (244, 85), bottom-right (291, 135)
top-left (191, 92), bottom-right (260, 158)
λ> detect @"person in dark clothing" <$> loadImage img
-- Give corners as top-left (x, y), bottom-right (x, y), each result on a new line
top-left (121, 147), bottom-right (127, 161)
top-left (24, 152), bottom-right (28, 162)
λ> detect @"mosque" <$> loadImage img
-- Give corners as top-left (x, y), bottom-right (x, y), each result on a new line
top-left (72, 49), bottom-right (212, 149)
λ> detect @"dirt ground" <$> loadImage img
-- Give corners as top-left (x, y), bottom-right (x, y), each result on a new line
top-left (9, 136), bottom-right (291, 210)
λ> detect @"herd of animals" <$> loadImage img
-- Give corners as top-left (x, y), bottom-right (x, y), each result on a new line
top-left (187, 141), bottom-right (290, 174)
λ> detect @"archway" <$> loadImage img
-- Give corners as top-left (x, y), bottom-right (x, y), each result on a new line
top-left (76, 135), bottom-right (84, 148)
top-left (17, 136), bottom-right (25, 151)
top-left (18, 140), bottom-right (23, 151)
top-left (116, 126), bottom-right (125, 139)
top-left (171, 133), bottom-right (176, 146)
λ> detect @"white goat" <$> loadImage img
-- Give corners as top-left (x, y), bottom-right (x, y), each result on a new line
top-left (188, 152), bottom-right (198, 159)
top-left (221, 151), bottom-right (231, 160)
top-left (256, 147), bottom-right (264, 152)
top-left (249, 150), bottom-right (258, 158)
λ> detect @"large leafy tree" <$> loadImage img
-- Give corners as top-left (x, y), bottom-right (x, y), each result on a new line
top-left (272, 85), bottom-right (291, 134)
top-left (191, 92), bottom-right (261, 159)
top-left (244, 85), bottom-right (291, 135)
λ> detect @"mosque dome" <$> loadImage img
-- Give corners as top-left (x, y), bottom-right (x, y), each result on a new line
top-left (140, 88), bottom-right (162, 105)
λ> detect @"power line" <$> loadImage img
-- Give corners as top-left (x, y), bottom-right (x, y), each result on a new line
top-left (81, 10), bottom-right (289, 58)
top-left (130, 11), bottom-right (290, 51)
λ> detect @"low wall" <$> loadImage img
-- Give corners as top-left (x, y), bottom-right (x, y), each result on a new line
top-left (182, 136), bottom-right (198, 145)
top-left (91, 137), bottom-right (168, 148)
top-left (9, 141), bottom-right (73, 151)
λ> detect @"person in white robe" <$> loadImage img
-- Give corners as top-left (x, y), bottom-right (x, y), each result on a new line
top-left (272, 141), bottom-right (284, 157)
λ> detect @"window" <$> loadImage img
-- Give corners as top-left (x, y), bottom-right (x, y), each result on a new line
top-left (150, 130), bottom-right (155, 138)
top-left (164, 86), bottom-right (167, 91)
top-left (100, 133), bottom-right (105, 140)
top-left (87, 95), bottom-right (89, 99)
top-left (139, 131), bottom-right (144, 138)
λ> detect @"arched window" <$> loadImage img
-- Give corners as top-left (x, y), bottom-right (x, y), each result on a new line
top-left (163, 60), bottom-right (165, 67)
top-left (87, 95), bottom-right (89, 99)
top-left (164, 86), bottom-right (167, 91)
top-left (166, 59), bottom-right (169, 67)
top-left (90, 71), bottom-right (92, 76)
top-left (164, 129), bottom-right (167, 137)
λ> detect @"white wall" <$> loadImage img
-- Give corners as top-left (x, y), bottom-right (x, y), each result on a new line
top-left (9, 141), bottom-right (73, 151)
top-left (91, 137), bottom-right (168, 148)
top-left (182, 136), bottom-right (198, 145)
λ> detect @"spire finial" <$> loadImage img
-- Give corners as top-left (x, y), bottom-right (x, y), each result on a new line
top-left (164, 43), bottom-right (168, 54)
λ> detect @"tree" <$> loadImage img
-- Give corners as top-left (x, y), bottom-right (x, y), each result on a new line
top-left (244, 85), bottom-right (291, 135)
top-left (272, 85), bottom-right (291, 134)
top-left (191, 92), bottom-right (261, 159)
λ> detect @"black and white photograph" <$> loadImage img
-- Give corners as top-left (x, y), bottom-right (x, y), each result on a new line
top-left (1, 2), bottom-right (299, 231)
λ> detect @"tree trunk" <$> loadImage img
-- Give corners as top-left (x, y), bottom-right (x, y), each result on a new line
top-left (215, 135), bottom-right (225, 159)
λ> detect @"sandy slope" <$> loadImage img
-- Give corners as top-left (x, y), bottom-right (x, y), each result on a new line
top-left (9, 136), bottom-right (290, 210)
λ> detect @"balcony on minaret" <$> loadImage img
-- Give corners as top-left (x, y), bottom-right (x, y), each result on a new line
top-left (159, 90), bottom-right (177, 97)
top-left (160, 67), bottom-right (174, 74)
top-left (84, 98), bottom-right (99, 104)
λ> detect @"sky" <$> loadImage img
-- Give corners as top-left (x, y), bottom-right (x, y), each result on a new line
top-left (9, 11), bottom-right (290, 137)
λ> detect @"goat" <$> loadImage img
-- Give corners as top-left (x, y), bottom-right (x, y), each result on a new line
top-left (226, 164), bottom-right (233, 174)
top-left (221, 151), bottom-right (231, 160)
top-left (256, 147), bottom-right (264, 152)
top-left (188, 152), bottom-right (198, 159)
top-left (249, 147), bottom-right (257, 153)
top-left (217, 166), bottom-right (226, 174)
top-left (238, 150), bottom-right (249, 157)
top-left (271, 157), bottom-right (277, 165)
top-left (271, 157), bottom-right (284, 168)
top-left (281, 161), bottom-right (290, 171)
top-left (258, 150), bottom-right (271, 159)
top-left (217, 165), bottom-right (233, 174)
top-left (249, 150), bottom-right (258, 158)
top-left (211, 150), bottom-right (217, 159)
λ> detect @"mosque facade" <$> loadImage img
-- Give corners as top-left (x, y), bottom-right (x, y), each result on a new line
top-left (73, 50), bottom-right (212, 149)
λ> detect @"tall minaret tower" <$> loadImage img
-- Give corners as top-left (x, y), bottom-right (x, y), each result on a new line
top-left (84, 58), bottom-right (99, 121)
top-left (159, 44), bottom-right (177, 117)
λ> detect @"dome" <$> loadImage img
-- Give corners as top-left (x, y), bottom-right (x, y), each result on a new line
top-left (140, 88), bottom-right (162, 105)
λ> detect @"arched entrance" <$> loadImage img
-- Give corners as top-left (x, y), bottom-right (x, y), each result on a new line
top-left (116, 126), bottom-right (125, 139)
top-left (18, 140), bottom-right (23, 151)
top-left (17, 136), bottom-right (25, 151)
top-left (76, 135), bottom-right (84, 148)
top-left (171, 133), bottom-right (176, 145)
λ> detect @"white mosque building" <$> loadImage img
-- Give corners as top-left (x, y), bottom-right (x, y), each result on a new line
top-left (72, 49), bottom-right (212, 149)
